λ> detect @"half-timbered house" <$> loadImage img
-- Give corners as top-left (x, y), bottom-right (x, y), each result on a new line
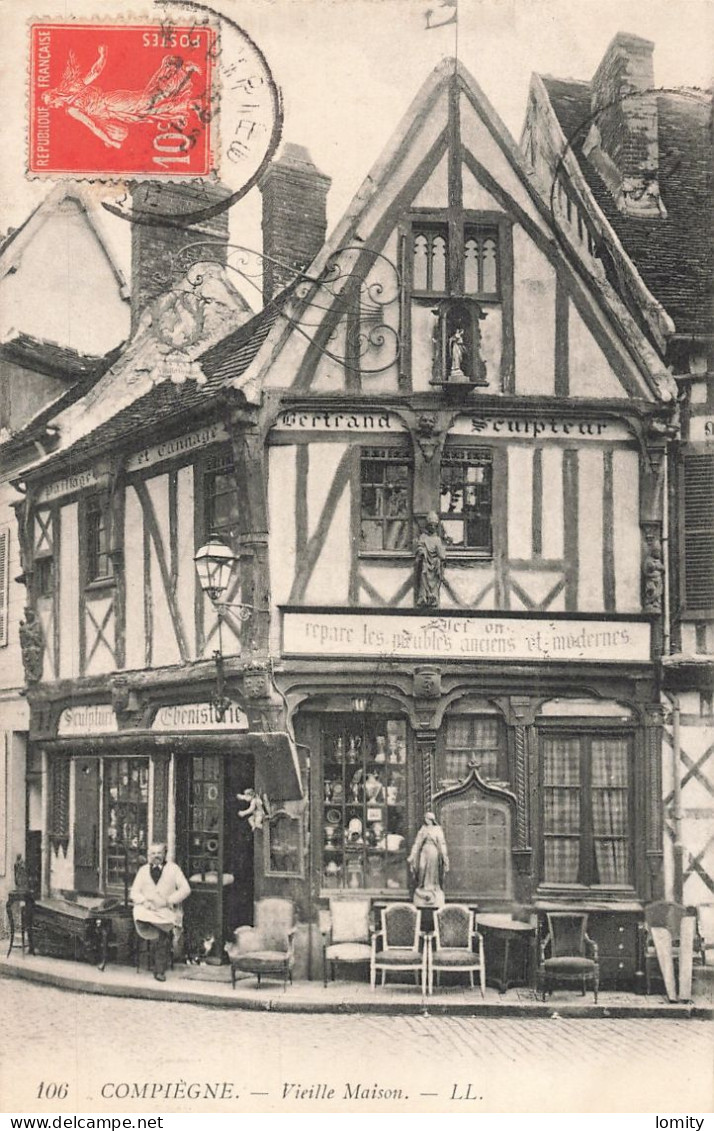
top-left (521, 33), bottom-right (713, 928)
top-left (0, 185), bottom-right (129, 920)
top-left (224, 56), bottom-right (680, 982)
top-left (9, 180), bottom-right (313, 963)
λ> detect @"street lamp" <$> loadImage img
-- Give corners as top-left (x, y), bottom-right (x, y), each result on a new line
top-left (194, 534), bottom-right (252, 722)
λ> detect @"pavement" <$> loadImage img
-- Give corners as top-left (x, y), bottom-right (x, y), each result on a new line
top-left (2, 975), bottom-right (713, 1113)
top-left (1, 950), bottom-right (713, 1017)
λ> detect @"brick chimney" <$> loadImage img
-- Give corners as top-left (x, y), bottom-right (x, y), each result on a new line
top-left (260, 144), bottom-right (331, 304)
top-left (583, 33), bottom-right (666, 218)
top-left (130, 181), bottom-right (231, 333)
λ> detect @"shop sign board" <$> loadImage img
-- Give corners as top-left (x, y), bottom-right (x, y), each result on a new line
top-left (451, 415), bottom-right (632, 442)
top-left (152, 702), bottom-right (249, 731)
top-left (282, 611), bottom-right (651, 663)
top-left (37, 467), bottom-right (101, 503)
top-left (126, 423), bottom-right (229, 472)
top-left (58, 704), bottom-right (118, 735)
top-left (272, 409), bottom-right (405, 433)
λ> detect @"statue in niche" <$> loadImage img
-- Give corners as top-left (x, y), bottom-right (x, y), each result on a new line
top-left (643, 531), bottom-right (665, 613)
top-left (430, 301), bottom-right (488, 386)
top-left (408, 811), bottom-right (449, 908)
top-left (19, 607), bottom-right (44, 684)
top-left (415, 512), bottom-right (446, 608)
top-left (449, 327), bottom-right (467, 379)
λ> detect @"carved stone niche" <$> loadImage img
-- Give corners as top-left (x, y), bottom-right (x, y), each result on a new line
top-left (429, 299), bottom-right (488, 391)
top-left (433, 768), bottom-right (517, 902)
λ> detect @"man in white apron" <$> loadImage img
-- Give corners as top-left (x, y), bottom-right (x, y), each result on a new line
top-left (130, 843), bottom-right (191, 981)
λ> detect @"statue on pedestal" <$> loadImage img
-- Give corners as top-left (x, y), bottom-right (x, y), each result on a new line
top-left (408, 812), bottom-right (449, 908)
top-left (415, 512), bottom-right (446, 608)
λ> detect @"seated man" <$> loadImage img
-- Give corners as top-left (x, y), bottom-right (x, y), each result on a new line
top-left (130, 843), bottom-right (190, 981)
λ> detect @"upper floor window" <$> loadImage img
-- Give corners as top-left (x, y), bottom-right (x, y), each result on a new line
top-left (412, 225), bottom-right (448, 293)
top-left (85, 495), bottom-right (113, 583)
top-left (204, 447), bottom-right (241, 545)
top-left (464, 227), bottom-right (499, 297)
top-left (412, 221), bottom-right (500, 298)
top-left (682, 452), bottom-right (714, 615)
top-left (440, 446), bottom-right (492, 554)
top-left (33, 506), bottom-right (55, 600)
top-left (360, 446), bottom-right (412, 552)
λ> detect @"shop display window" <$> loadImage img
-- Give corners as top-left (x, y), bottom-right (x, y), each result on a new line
top-left (105, 757), bottom-right (149, 886)
top-left (188, 754), bottom-right (222, 881)
top-left (322, 716), bottom-right (409, 892)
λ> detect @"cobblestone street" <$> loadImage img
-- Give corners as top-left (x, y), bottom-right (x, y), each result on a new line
top-left (2, 979), bottom-right (712, 1113)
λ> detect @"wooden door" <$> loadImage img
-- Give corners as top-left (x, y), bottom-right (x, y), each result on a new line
top-left (74, 757), bottom-right (100, 893)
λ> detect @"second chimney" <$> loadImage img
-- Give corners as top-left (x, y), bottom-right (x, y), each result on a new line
top-left (130, 181), bottom-right (231, 333)
top-left (260, 144), bottom-right (331, 305)
top-left (584, 32), bottom-right (666, 218)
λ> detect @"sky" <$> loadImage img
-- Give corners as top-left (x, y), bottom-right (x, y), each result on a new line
top-left (1, 0), bottom-right (712, 296)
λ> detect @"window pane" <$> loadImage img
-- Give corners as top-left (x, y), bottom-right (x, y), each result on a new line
top-left (413, 233), bottom-right (428, 290)
top-left (464, 238), bottom-right (479, 293)
top-left (360, 448), bottom-right (412, 551)
top-left (482, 237), bottom-right (498, 292)
top-left (322, 716), bottom-right (409, 891)
top-left (543, 738), bottom-right (580, 786)
top-left (432, 235), bottom-right (447, 291)
top-left (443, 715), bottom-right (504, 782)
top-left (440, 449), bottom-right (492, 552)
top-left (544, 839), bottom-right (579, 883)
top-left (544, 788), bottom-right (580, 833)
top-left (384, 519), bottom-right (410, 551)
top-left (105, 757), bottom-right (149, 886)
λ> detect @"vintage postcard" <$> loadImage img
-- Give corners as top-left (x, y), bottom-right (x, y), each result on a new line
top-left (1, 0), bottom-right (713, 1119)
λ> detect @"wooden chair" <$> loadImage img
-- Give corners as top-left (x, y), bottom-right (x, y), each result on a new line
top-left (370, 903), bottom-right (427, 995)
top-left (537, 913), bottom-right (599, 1003)
top-left (320, 898), bottom-right (372, 987)
top-left (429, 904), bottom-right (485, 996)
top-left (224, 898), bottom-right (296, 989)
top-left (696, 902), bottom-right (714, 967)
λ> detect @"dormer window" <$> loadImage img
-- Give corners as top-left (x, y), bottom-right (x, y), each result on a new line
top-left (464, 227), bottom-right (499, 297)
top-left (413, 224), bottom-right (448, 293)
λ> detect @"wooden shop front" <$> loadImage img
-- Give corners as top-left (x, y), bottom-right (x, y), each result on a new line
top-left (33, 694), bottom-right (303, 964)
top-left (283, 607), bottom-right (660, 987)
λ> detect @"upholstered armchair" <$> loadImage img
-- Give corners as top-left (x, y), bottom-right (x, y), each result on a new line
top-left (537, 913), bottom-right (599, 1002)
top-left (320, 898), bottom-right (372, 987)
top-left (370, 903), bottom-right (427, 995)
top-left (224, 898), bottom-right (296, 989)
top-left (429, 904), bottom-right (485, 996)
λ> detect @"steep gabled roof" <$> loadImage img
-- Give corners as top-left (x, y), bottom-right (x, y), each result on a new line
top-left (232, 57), bottom-right (676, 405)
top-left (0, 183), bottom-right (129, 299)
top-left (17, 298), bottom-right (283, 480)
top-left (540, 75), bottom-right (713, 339)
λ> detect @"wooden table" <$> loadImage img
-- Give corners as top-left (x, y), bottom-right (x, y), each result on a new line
top-left (477, 913), bottom-right (536, 993)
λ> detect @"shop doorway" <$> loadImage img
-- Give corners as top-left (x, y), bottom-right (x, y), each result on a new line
top-left (178, 751), bottom-right (254, 961)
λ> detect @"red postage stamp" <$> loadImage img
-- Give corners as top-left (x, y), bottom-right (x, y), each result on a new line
top-left (29, 22), bottom-right (216, 177)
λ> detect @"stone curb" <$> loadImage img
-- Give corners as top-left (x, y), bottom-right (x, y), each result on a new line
top-left (2, 957), bottom-right (712, 1020)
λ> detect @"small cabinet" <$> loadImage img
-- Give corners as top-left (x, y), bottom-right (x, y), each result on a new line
top-left (585, 911), bottom-right (641, 990)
